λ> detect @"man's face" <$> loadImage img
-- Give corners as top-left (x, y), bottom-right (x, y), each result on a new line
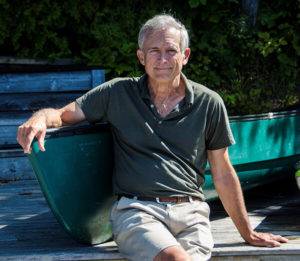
top-left (137, 28), bottom-right (190, 84)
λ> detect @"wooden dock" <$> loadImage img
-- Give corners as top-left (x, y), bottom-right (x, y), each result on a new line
top-left (0, 158), bottom-right (299, 261)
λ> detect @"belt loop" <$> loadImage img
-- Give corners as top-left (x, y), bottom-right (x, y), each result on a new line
top-left (188, 196), bottom-right (193, 203)
top-left (156, 197), bottom-right (161, 203)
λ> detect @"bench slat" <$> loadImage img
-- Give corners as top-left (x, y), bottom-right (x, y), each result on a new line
top-left (0, 70), bottom-right (105, 93)
top-left (0, 92), bottom-right (85, 112)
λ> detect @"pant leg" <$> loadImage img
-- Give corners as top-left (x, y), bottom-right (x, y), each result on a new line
top-left (168, 201), bottom-right (214, 261)
top-left (110, 197), bottom-right (181, 261)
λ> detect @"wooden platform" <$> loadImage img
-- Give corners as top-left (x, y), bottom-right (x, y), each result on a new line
top-left (0, 164), bottom-right (299, 261)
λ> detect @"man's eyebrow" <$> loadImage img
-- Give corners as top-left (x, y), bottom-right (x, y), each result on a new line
top-left (147, 45), bottom-right (179, 50)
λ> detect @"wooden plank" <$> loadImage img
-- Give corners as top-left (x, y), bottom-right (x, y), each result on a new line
top-left (91, 69), bottom-right (106, 88)
top-left (209, 178), bottom-right (300, 260)
top-left (0, 175), bottom-right (299, 260)
top-left (0, 70), bottom-right (105, 93)
top-left (0, 112), bottom-right (30, 148)
top-left (0, 149), bottom-right (35, 181)
top-left (211, 254), bottom-right (300, 260)
top-left (0, 179), bottom-right (125, 261)
top-left (0, 112), bottom-right (31, 125)
top-left (0, 92), bottom-right (85, 112)
top-left (0, 124), bottom-right (21, 148)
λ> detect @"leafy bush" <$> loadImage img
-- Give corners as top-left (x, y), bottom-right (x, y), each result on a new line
top-left (0, 0), bottom-right (299, 114)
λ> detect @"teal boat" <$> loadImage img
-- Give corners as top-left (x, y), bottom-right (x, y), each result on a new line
top-left (204, 109), bottom-right (300, 200)
top-left (28, 123), bottom-right (115, 245)
top-left (28, 109), bottom-right (300, 245)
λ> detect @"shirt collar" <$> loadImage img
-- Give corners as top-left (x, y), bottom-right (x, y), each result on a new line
top-left (138, 73), bottom-right (194, 105)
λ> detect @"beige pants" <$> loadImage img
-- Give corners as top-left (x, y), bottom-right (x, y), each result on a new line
top-left (110, 196), bottom-right (214, 261)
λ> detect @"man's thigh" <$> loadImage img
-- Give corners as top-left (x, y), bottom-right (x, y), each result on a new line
top-left (171, 201), bottom-right (214, 260)
top-left (110, 197), bottom-right (213, 261)
top-left (110, 198), bottom-right (180, 261)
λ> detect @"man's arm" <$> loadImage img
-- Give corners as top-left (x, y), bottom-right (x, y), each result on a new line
top-left (207, 147), bottom-right (288, 247)
top-left (17, 101), bottom-right (85, 154)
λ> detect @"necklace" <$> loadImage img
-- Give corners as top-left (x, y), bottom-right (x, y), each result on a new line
top-left (148, 79), bottom-right (185, 117)
top-left (157, 102), bottom-right (168, 115)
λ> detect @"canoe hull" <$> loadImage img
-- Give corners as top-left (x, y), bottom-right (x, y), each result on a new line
top-left (28, 126), bottom-right (115, 245)
top-left (203, 155), bottom-right (299, 200)
top-left (204, 110), bottom-right (300, 200)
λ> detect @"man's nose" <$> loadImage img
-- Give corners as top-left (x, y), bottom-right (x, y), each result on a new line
top-left (159, 51), bottom-right (168, 62)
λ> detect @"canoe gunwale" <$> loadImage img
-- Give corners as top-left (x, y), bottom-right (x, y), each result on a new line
top-left (229, 109), bottom-right (300, 122)
top-left (45, 122), bottom-right (110, 139)
top-left (43, 109), bottom-right (300, 139)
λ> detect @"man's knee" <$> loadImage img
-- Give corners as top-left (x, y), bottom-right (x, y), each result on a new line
top-left (153, 246), bottom-right (192, 261)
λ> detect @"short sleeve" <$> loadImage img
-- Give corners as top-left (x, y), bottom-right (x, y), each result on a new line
top-left (205, 96), bottom-right (235, 150)
top-left (76, 81), bottom-right (111, 123)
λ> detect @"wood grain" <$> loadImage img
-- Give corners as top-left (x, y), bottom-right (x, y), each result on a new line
top-left (0, 178), bottom-right (299, 260)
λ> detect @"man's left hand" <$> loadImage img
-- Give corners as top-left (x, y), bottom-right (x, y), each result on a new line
top-left (246, 231), bottom-right (288, 247)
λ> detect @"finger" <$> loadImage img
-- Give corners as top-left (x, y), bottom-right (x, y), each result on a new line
top-left (37, 130), bottom-right (46, 152)
top-left (16, 126), bottom-right (22, 145)
top-left (269, 234), bottom-right (288, 243)
top-left (254, 232), bottom-right (287, 247)
top-left (17, 125), bottom-right (29, 152)
top-left (16, 126), bottom-right (24, 148)
top-left (23, 131), bottom-right (36, 154)
top-left (268, 239), bottom-right (281, 247)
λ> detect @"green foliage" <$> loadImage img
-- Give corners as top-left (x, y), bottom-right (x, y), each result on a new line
top-left (0, 0), bottom-right (299, 115)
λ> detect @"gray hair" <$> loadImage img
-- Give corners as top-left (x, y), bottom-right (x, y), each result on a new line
top-left (138, 14), bottom-right (189, 52)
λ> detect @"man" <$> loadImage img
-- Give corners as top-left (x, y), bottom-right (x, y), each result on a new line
top-left (17, 14), bottom-right (287, 261)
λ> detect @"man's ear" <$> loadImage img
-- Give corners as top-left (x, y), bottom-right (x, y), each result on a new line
top-left (137, 50), bottom-right (145, 66)
top-left (183, 48), bottom-right (191, 66)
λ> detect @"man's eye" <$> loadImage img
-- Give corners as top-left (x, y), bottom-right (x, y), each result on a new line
top-left (168, 50), bottom-right (177, 55)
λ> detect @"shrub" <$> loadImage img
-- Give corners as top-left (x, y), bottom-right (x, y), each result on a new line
top-left (0, 0), bottom-right (298, 114)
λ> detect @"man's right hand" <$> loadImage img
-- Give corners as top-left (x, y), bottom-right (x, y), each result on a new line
top-left (16, 102), bottom-right (86, 154)
top-left (17, 115), bottom-right (47, 154)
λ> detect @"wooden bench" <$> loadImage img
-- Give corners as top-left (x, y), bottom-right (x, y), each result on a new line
top-left (0, 67), bottom-right (105, 182)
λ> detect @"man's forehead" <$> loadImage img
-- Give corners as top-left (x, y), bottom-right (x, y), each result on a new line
top-left (146, 27), bottom-right (180, 38)
top-left (146, 43), bottom-right (180, 50)
top-left (144, 28), bottom-right (181, 48)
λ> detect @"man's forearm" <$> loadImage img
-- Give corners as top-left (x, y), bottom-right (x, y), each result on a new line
top-left (213, 170), bottom-right (254, 242)
top-left (213, 170), bottom-right (288, 247)
top-left (32, 108), bottom-right (63, 128)
top-left (17, 102), bottom-right (86, 154)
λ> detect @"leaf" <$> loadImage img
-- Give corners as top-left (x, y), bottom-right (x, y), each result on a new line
top-left (278, 38), bottom-right (288, 46)
top-left (258, 32), bottom-right (270, 41)
top-left (188, 0), bottom-right (200, 8)
top-left (277, 53), bottom-right (296, 66)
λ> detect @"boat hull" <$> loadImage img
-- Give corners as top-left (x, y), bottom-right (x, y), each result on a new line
top-left (204, 110), bottom-right (300, 200)
top-left (28, 124), bottom-right (115, 245)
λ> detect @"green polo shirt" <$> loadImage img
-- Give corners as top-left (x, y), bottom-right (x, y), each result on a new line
top-left (76, 73), bottom-right (235, 200)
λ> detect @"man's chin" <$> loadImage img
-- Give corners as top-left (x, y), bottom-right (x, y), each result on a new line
top-left (150, 73), bottom-right (175, 82)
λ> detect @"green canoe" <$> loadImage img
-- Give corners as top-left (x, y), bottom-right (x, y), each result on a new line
top-left (28, 109), bottom-right (300, 245)
top-left (28, 123), bottom-right (115, 245)
top-left (204, 110), bottom-right (300, 200)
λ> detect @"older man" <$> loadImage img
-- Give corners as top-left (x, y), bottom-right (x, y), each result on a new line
top-left (17, 14), bottom-right (287, 261)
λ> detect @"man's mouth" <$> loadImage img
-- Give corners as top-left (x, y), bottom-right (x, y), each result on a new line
top-left (155, 67), bottom-right (171, 70)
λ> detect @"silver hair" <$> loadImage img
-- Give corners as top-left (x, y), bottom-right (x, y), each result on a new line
top-left (138, 14), bottom-right (189, 52)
